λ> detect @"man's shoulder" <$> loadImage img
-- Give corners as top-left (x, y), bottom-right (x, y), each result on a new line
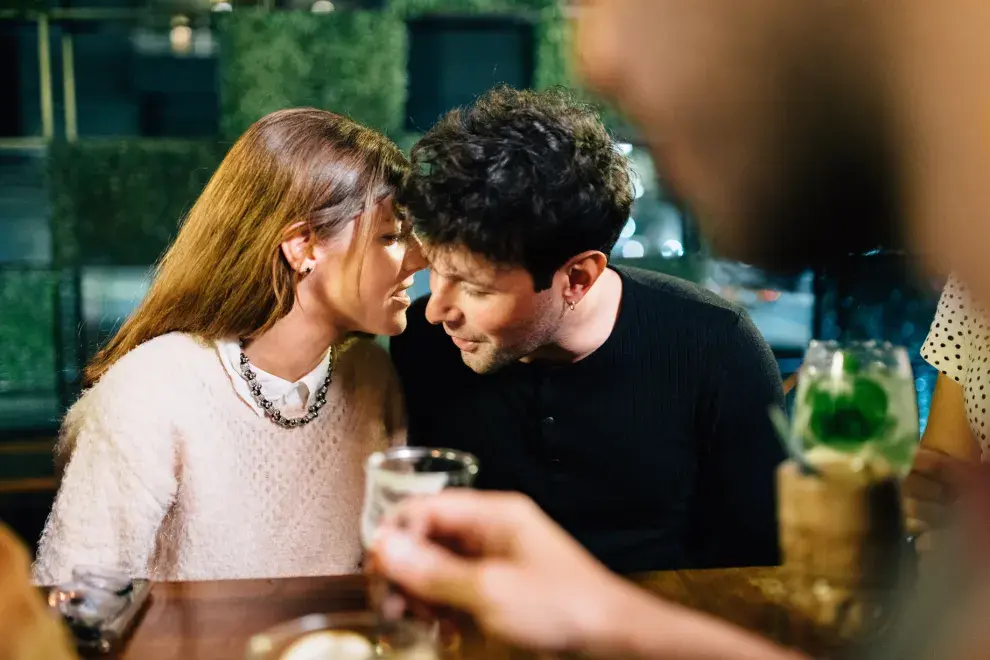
top-left (617, 266), bottom-right (744, 323)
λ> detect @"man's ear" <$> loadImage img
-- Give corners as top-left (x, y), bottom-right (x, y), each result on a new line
top-left (559, 250), bottom-right (609, 306)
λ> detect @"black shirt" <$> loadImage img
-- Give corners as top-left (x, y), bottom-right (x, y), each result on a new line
top-left (390, 266), bottom-right (785, 574)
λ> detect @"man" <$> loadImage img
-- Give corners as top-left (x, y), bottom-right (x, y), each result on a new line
top-left (376, 1), bottom-right (990, 657)
top-left (391, 85), bottom-right (786, 575)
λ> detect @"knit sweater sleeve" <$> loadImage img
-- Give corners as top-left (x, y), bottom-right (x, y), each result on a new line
top-left (370, 339), bottom-right (407, 448)
top-left (33, 352), bottom-right (178, 584)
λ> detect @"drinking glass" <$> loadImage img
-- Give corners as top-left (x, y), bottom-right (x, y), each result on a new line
top-left (245, 613), bottom-right (437, 660)
top-left (361, 447), bottom-right (480, 550)
top-left (72, 565), bottom-right (133, 596)
top-left (779, 340), bottom-right (920, 646)
top-left (791, 340), bottom-right (920, 478)
top-left (362, 446), bottom-right (479, 633)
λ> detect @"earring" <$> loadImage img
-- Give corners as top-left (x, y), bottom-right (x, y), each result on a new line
top-left (568, 301), bottom-right (576, 311)
top-left (301, 266), bottom-right (313, 275)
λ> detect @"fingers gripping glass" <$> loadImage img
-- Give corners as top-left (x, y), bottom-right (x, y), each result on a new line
top-left (361, 447), bottom-right (480, 549)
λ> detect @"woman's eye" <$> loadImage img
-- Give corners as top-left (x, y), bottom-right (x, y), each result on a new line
top-left (380, 234), bottom-right (400, 245)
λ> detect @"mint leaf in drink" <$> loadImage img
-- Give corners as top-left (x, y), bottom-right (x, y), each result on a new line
top-left (841, 352), bottom-right (862, 375)
top-left (806, 375), bottom-right (890, 449)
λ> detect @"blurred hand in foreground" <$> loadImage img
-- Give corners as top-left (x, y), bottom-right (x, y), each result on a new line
top-left (371, 490), bottom-right (801, 660)
top-left (0, 524), bottom-right (77, 660)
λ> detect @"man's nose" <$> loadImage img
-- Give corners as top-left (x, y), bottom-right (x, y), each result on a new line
top-left (425, 276), bottom-right (460, 326)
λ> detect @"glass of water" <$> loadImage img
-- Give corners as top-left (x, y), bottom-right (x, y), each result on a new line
top-left (361, 447), bottom-right (480, 549)
top-left (362, 447), bottom-right (479, 623)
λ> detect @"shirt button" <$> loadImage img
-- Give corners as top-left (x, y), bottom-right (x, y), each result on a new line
top-left (543, 416), bottom-right (555, 427)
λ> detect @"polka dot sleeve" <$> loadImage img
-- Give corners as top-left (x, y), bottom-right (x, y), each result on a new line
top-left (921, 275), bottom-right (972, 384)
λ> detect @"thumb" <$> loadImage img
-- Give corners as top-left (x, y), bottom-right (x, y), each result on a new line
top-left (374, 531), bottom-right (482, 613)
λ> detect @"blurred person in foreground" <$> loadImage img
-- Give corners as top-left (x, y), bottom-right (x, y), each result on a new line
top-left (373, 0), bottom-right (990, 658)
top-left (0, 524), bottom-right (75, 660)
top-left (33, 109), bottom-right (424, 584)
top-left (392, 85), bottom-right (785, 575)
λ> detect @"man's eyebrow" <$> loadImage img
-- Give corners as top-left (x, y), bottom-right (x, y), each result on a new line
top-left (431, 265), bottom-right (494, 288)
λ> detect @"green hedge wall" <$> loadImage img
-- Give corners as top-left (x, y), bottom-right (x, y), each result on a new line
top-left (0, 270), bottom-right (57, 395)
top-left (390, 0), bottom-right (556, 13)
top-left (218, 10), bottom-right (408, 140)
top-left (48, 2), bottom-right (628, 269)
top-left (215, 1), bottom-right (626, 141)
top-left (50, 139), bottom-right (223, 267)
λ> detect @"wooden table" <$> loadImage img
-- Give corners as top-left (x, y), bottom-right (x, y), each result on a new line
top-left (114, 566), bottom-right (838, 659)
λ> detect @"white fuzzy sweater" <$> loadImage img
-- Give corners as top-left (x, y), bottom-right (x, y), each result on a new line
top-left (33, 332), bottom-right (405, 584)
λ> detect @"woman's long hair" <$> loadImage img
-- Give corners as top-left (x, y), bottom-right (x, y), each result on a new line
top-left (84, 108), bottom-right (409, 386)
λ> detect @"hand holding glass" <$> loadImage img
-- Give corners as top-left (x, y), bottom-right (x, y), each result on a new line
top-left (362, 447), bottom-right (479, 621)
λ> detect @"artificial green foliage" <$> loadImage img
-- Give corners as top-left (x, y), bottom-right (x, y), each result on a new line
top-left (218, 10), bottom-right (407, 139)
top-left (532, 3), bottom-right (573, 90)
top-left (0, 270), bottom-right (57, 394)
top-left (389, 0), bottom-right (556, 15)
top-left (529, 6), bottom-right (635, 137)
top-left (50, 139), bottom-right (223, 267)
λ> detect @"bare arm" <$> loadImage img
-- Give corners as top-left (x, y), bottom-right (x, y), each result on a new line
top-left (904, 374), bottom-right (980, 538)
top-left (918, 373), bottom-right (979, 462)
top-left (585, 579), bottom-right (806, 660)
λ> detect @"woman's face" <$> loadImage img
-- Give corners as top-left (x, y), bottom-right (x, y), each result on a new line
top-left (306, 201), bottom-right (427, 337)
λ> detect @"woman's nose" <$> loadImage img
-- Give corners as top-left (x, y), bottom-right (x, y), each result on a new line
top-left (403, 234), bottom-right (428, 274)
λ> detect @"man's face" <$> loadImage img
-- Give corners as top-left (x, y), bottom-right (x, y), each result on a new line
top-left (424, 246), bottom-right (561, 374)
top-left (574, 0), bottom-right (897, 272)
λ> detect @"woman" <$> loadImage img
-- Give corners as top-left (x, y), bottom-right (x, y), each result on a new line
top-left (33, 108), bottom-right (425, 583)
top-left (904, 275), bottom-right (985, 543)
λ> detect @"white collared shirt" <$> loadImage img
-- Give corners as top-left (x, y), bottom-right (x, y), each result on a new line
top-left (216, 338), bottom-right (331, 418)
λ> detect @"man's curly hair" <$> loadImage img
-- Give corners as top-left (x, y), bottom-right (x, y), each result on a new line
top-left (400, 85), bottom-right (633, 290)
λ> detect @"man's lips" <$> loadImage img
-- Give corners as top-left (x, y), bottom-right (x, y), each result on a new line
top-left (448, 335), bottom-right (480, 351)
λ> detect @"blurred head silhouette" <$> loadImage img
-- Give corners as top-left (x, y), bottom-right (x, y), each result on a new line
top-left (574, 0), bottom-right (990, 289)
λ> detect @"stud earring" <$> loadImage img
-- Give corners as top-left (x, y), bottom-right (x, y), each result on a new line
top-left (568, 301), bottom-right (576, 311)
top-left (301, 266), bottom-right (313, 275)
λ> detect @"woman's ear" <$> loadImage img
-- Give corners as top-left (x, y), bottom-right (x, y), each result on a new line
top-left (281, 222), bottom-right (317, 275)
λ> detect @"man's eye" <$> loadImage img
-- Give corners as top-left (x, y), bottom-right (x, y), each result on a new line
top-left (464, 288), bottom-right (489, 298)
